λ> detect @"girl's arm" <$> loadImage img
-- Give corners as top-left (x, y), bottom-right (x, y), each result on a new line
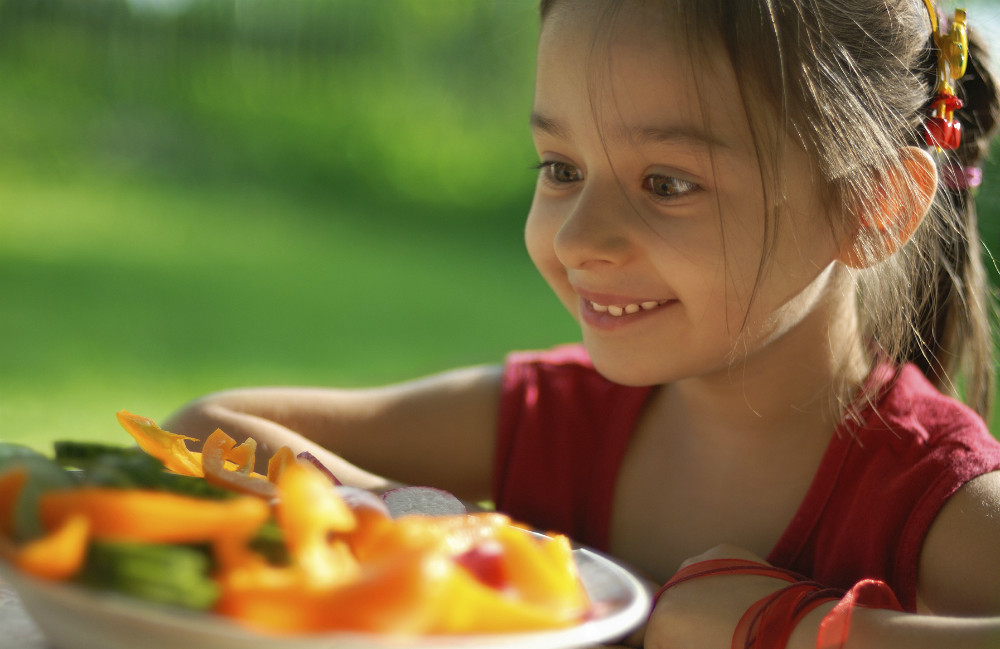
top-left (788, 607), bottom-right (1000, 649)
top-left (162, 364), bottom-right (503, 501)
top-left (647, 471), bottom-right (1000, 649)
top-left (916, 471), bottom-right (1000, 616)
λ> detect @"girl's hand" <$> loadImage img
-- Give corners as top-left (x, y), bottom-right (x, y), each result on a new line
top-left (645, 544), bottom-right (795, 649)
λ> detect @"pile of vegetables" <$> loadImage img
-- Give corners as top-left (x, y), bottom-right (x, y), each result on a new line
top-left (0, 411), bottom-right (590, 635)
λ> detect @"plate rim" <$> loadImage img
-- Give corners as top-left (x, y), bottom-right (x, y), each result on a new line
top-left (0, 544), bottom-right (650, 649)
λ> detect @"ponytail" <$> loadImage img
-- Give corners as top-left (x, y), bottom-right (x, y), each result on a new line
top-left (904, 26), bottom-right (999, 418)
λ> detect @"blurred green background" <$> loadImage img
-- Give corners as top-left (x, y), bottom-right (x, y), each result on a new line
top-left (2, 0), bottom-right (999, 451)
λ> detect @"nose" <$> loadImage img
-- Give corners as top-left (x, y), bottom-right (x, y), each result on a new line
top-left (553, 182), bottom-right (634, 270)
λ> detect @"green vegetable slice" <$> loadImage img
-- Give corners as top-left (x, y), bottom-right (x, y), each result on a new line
top-left (55, 441), bottom-right (233, 499)
top-left (76, 541), bottom-right (219, 611)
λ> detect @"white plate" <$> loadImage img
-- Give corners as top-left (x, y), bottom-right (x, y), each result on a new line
top-left (0, 545), bottom-right (650, 649)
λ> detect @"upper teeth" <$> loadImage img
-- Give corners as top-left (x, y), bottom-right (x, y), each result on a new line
top-left (592, 300), bottom-right (663, 316)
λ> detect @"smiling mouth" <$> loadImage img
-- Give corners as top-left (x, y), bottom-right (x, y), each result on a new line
top-left (588, 300), bottom-right (670, 317)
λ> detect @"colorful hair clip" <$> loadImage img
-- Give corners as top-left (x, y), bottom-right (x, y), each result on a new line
top-left (922, 1), bottom-right (968, 151)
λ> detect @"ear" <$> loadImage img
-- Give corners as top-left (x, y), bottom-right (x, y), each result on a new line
top-left (838, 146), bottom-right (938, 269)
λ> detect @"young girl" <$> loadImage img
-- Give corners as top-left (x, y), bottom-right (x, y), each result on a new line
top-left (165, 0), bottom-right (1000, 646)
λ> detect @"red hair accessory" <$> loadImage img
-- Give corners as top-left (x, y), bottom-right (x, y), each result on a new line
top-left (925, 92), bottom-right (963, 151)
top-left (921, 2), bottom-right (968, 151)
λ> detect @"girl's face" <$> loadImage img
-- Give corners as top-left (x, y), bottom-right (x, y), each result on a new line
top-left (526, 0), bottom-right (849, 387)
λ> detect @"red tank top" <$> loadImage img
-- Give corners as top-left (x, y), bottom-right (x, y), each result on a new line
top-left (492, 344), bottom-right (1000, 611)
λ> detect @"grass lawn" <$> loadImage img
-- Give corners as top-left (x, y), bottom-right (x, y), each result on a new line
top-left (0, 1), bottom-right (575, 451)
top-left (0, 169), bottom-right (576, 452)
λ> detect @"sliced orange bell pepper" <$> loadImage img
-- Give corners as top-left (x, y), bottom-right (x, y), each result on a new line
top-left (0, 469), bottom-right (91, 581)
top-left (432, 559), bottom-right (582, 633)
top-left (201, 429), bottom-right (275, 498)
top-left (214, 462), bottom-right (365, 622)
top-left (341, 511), bottom-right (587, 629)
top-left (216, 547), bottom-right (455, 635)
top-left (39, 487), bottom-right (269, 544)
top-left (340, 504), bottom-right (395, 561)
top-left (346, 514), bottom-right (446, 565)
top-left (116, 410), bottom-right (203, 477)
top-left (495, 525), bottom-right (589, 615)
top-left (8, 514), bottom-right (90, 581)
top-left (265, 446), bottom-right (296, 484)
top-left (275, 461), bottom-right (357, 586)
top-left (223, 435), bottom-right (256, 474)
top-left (351, 511), bottom-right (508, 564)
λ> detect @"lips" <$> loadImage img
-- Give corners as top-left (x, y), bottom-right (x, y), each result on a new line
top-left (575, 289), bottom-right (675, 330)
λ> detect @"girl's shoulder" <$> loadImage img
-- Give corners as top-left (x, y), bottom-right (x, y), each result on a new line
top-left (863, 363), bottom-right (996, 447)
top-left (775, 364), bottom-right (1000, 609)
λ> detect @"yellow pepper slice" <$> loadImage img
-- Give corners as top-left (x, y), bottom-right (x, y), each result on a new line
top-left (201, 429), bottom-right (275, 498)
top-left (274, 461), bottom-right (357, 586)
top-left (116, 410), bottom-right (203, 477)
top-left (496, 525), bottom-right (589, 615)
top-left (432, 560), bottom-right (581, 632)
top-left (266, 446), bottom-right (296, 484)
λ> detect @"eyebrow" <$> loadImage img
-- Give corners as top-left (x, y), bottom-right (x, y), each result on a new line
top-left (530, 111), bottom-right (728, 150)
top-left (529, 112), bottom-right (571, 139)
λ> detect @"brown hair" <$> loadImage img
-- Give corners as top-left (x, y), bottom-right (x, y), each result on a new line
top-left (539, 0), bottom-right (1000, 418)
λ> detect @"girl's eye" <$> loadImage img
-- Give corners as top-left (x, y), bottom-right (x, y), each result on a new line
top-left (643, 175), bottom-right (697, 199)
top-left (537, 161), bottom-right (583, 185)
